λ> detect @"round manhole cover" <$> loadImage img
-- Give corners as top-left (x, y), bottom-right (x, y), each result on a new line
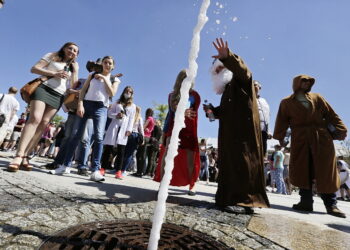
top-left (39, 220), bottom-right (232, 249)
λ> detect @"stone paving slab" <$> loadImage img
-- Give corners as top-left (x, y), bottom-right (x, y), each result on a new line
top-left (0, 155), bottom-right (285, 250)
top-left (248, 214), bottom-right (350, 250)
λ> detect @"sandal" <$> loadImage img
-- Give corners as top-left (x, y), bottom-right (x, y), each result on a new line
top-left (21, 156), bottom-right (33, 171)
top-left (7, 155), bottom-right (22, 172)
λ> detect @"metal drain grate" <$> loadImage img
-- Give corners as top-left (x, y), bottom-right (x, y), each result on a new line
top-left (39, 220), bottom-right (232, 249)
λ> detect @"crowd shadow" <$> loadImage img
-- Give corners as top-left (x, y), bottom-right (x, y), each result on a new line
top-left (73, 180), bottom-right (215, 207)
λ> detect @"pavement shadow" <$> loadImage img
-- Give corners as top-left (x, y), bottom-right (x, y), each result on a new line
top-left (270, 203), bottom-right (324, 215)
top-left (74, 181), bottom-right (210, 207)
top-left (168, 187), bottom-right (215, 198)
top-left (0, 223), bottom-right (49, 241)
top-left (326, 223), bottom-right (350, 234)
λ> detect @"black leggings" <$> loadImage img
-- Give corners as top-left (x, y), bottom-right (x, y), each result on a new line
top-left (101, 144), bottom-right (126, 171)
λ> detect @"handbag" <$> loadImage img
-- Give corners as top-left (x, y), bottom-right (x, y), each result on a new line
top-left (63, 92), bottom-right (79, 110)
top-left (20, 76), bottom-right (50, 103)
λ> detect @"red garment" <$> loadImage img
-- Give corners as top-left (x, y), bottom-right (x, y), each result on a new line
top-left (154, 90), bottom-right (201, 187)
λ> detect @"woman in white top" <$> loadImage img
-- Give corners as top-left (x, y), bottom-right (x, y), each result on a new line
top-left (121, 106), bottom-right (144, 174)
top-left (8, 42), bottom-right (79, 172)
top-left (102, 86), bottom-right (136, 179)
top-left (54, 56), bottom-right (120, 182)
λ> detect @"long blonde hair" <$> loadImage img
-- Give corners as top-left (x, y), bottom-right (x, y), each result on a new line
top-left (134, 106), bottom-right (141, 125)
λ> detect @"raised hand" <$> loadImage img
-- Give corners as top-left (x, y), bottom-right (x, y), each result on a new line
top-left (185, 108), bottom-right (197, 120)
top-left (212, 38), bottom-right (229, 59)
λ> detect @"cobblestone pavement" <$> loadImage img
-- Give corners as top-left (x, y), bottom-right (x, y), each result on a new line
top-left (0, 155), bottom-right (286, 250)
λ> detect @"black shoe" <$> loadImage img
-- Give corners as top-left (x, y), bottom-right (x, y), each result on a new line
top-left (326, 206), bottom-right (346, 218)
top-left (292, 202), bottom-right (313, 212)
top-left (131, 173), bottom-right (142, 177)
top-left (45, 162), bottom-right (57, 170)
top-left (244, 207), bottom-right (255, 214)
top-left (187, 190), bottom-right (196, 196)
top-left (77, 168), bottom-right (89, 176)
top-left (219, 205), bottom-right (254, 215)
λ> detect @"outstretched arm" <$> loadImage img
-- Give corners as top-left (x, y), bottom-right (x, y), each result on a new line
top-left (212, 38), bottom-right (252, 83)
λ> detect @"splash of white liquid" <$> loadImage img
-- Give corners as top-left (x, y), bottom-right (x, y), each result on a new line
top-left (147, 0), bottom-right (210, 249)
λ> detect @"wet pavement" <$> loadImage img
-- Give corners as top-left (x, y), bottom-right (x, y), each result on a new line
top-left (0, 151), bottom-right (349, 249)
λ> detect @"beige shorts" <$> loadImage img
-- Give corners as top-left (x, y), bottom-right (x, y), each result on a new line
top-left (11, 131), bottom-right (21, 141)
top-left (4, 130), bottom-right (13, 140)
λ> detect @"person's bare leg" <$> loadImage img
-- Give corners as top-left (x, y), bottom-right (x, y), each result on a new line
top-left (23, 105), bottom-right (57, 165)
top-left (9, 100), bottom-right (46, 166)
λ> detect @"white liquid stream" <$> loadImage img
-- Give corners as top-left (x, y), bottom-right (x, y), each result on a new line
top-left (147, 0), bottom-right (211, 249)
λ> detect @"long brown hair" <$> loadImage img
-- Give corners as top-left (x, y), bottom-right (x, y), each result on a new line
top-left (170, 69), bottom-right (193, 110)
top-left (118, 86), bottom-right (134, 107)
top-left (56, 42), bottom-right (79, 62)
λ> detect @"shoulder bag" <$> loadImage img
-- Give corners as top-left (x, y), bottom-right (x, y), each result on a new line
top-left (20, 76), bottom-right (50, 103)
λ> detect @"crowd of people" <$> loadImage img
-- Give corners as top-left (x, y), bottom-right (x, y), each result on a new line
top-left (0, 38), bottom-right (348, 218)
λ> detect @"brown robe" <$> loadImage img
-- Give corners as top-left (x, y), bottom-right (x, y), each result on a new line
top-left (273, 75), bottom-right (347, 193)
top-left (213, 52), bottom-right (270, 208)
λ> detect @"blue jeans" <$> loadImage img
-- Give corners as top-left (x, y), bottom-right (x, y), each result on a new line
top-left (62, 100), bottom-right (107, 172)
top-left (75, 119), bottom-right (94, 169)
top-left (200, 156), bottom-right (209, 180)
top-left (122, 132), bottom-right (139, 171)
top-left (275, 168), bottom-right (287, 194)
top-left (54, 113), bottom-right (81, 165)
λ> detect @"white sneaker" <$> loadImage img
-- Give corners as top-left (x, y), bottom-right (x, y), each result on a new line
top-left (49, 165), bottom-right (70, 175)
top-left (90, 170), bottom-right (105, 182)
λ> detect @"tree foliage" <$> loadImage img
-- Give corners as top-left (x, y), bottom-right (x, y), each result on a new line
top-left (51, 114), bottom-right (64, 125)
top-left (153, 102), bottom-right (168, 127)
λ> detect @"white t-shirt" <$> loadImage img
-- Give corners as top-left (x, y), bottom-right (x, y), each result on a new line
top-left (257, 97), bottom-right (270, 132)
top-left (84, 75), bottom-right (121, 107)
top-left (0, 94), bottom-right (20, 124)
top-left (41, 53), bottom-right (71, 95)
top-left (7, 114), bottom-right (19, 131)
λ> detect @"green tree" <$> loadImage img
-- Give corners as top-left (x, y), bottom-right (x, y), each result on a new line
top-left (153, 102), bottom-right (168, 127)
top-left (51, 114), bottom-right (64, 125)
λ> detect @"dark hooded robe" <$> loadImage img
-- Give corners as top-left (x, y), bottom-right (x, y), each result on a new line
top-left (273, 75), bottom-right (347, 193)
top-left (212, 52), bottom-right (270, 208)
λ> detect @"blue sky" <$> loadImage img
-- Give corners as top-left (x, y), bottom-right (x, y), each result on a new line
top-left (0, 0), bottom-right (349, 139)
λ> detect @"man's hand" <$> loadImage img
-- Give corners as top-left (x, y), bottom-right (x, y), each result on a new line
top-left (203, 103), bottom-right (214, 113)
top-left (212, 38), bottom-right (229, 60)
